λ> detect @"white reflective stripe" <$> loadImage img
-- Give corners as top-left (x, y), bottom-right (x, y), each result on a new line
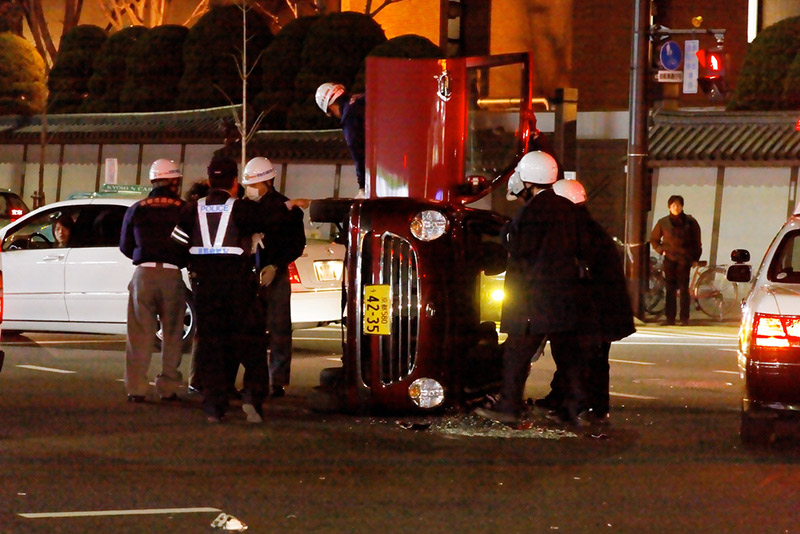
top-left (189, 246), bottom-right (244, 255)
top-left (197, 197), bottom-right (236, 249)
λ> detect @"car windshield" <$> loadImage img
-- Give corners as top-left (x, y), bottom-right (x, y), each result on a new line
top-left (768, 229), bottom-right (800, 283)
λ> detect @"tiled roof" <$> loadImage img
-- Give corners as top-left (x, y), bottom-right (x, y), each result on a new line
top-left (648, 109), bottom-right (800, 166)
top-left (0, 106), bottom-right (352, 161)
top-left (0, 105), bottom-right (241, 144)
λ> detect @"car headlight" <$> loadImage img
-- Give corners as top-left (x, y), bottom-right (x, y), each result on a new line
top-left (410, 210), bottom-right (448, 241)
top-left (408, 378), bottom-right (445, 408)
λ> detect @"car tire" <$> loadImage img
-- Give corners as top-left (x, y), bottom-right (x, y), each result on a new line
top-left (740, 407), bottom-right (775, 447)
top-left (310, 198), bottom-right (352, 224)
top-left (155, 292), bottom-right (196, 353)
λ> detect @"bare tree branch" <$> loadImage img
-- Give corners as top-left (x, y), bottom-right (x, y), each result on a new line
top-left (369, 0), bottom-right (403, 17)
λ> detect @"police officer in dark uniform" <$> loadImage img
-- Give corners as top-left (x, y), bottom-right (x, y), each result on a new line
top-left (242, 157), bottom-right (307, 398)
top-left (171, 156), bottom-right (283, 423)
top-left (120, 158), bottom-right (187, 403)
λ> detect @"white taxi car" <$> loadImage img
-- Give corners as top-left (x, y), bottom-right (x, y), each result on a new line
top-left (0, 196), bottom-right (344, 346)
top-left (727, 202), bottom-right (800, 445)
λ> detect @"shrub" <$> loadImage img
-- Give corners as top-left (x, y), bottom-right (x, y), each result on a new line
top-left (0, 32), bottom-right (47, 115)
top-left (47, 25), bottom-right (107, 113)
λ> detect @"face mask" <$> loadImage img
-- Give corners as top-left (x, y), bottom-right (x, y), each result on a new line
top-left (245, 186), bottom-right (263, 201)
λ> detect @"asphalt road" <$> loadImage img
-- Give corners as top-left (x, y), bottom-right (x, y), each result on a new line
top-left (1, 322), bottom-right (799, 534)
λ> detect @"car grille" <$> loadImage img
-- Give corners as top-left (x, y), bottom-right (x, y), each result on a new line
top-left (361, 232), bottom-right (420, 386)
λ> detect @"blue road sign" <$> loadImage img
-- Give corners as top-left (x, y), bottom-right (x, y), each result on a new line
top-left (659, 40), bottom-right (683, 71)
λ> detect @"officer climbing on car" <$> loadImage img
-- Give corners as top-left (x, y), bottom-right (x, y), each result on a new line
top-left (316, 82), bottom-right (366, 199)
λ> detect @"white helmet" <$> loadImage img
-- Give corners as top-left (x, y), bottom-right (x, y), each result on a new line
top-left (242, 157), bottom-right (276, 185)
top-left (149, 158), bottom-right (181, 182)
top-left (517, 151), bottom-right (558, 185)
top-left (553, 179), bottom-right (587, 205)
top-left (315, 82), bottom-right (345, 115)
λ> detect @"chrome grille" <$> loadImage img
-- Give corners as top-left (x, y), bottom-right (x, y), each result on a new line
top-left (360, 232), bottom-right (420, 385)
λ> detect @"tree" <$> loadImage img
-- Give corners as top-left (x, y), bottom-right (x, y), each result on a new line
top-left (81, 26), bottom-right (147, 113)
top-left (0, 31), bottom-right (46, 115)
top-left (350, 34), bottom-right (442, 93)
top-left (254, 14), bottom-right (318, 129)
top-left (98, 0), bottom-right (175, 31)
top-left (119, 24), bottom-right (188, 112)
top-left (20, 0), bottom-right (83, 71)
top-left (176, 4), bottom-right (273, 112)
top-left (727, 16), bottom-right (800, 111)
top-left (0, 0), bottom-right (24, 35)
top-left (47, 25), bottom-right (107, 113)
top-left (287, 11), bottom-right (386, 129)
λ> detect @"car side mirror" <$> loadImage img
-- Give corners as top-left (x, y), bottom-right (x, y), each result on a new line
top-left (731, 249), bottom-right (750, 263)
top-left (727, 264), bottom-right (752, 283)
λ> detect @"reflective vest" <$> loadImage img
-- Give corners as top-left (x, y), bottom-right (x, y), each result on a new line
top-left (189, 198), bottom-right (245, 256)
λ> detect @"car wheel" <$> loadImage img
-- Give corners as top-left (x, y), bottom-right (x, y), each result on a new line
top-left (155, 294), bottom-right (196, 353)
top-left (740, 407), bottom-right (775, 447)
top-left (310, 198), bottom-right (352, 224)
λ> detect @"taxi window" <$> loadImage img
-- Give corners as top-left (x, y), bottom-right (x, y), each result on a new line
top-left (1, 208), bottom-right (79, 251)
top-left (768, 230), bottom-right (800, 283)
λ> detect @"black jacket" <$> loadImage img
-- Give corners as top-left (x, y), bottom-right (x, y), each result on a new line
top-left (253, 190), bottom-right (305, 270)
top-left (500, 188), bottom-right (583, 335)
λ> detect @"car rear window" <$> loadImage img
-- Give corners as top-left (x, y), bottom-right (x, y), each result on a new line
top-left (768, 229), bottom-right (800, 283)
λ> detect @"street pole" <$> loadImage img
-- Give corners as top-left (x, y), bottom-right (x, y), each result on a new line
top-left (625, 0), bottom-right (650, 319)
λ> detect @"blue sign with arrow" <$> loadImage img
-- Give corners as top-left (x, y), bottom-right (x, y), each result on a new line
top-left (659, 40), bottom-right (683, 71)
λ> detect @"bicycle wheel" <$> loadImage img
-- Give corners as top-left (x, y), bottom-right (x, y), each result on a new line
top-left (694, 266), bottom-right (739, 320)
top-left (643, 258), bottom-right (666, 319)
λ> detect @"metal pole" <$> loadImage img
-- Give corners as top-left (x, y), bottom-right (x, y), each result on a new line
top-left (625, 0), bottom-right (650, 319)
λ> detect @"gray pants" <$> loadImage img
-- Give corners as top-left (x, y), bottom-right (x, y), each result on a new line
top-left (260, 269), bottom-right (292, 387)
top-left (124, 265), bottom-right (186, 397)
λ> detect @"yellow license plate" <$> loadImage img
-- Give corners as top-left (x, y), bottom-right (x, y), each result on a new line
top-left (363, 284), bottom-right (391, 335)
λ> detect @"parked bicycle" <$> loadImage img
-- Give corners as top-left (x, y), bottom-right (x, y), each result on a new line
top-left (643, 254), bottom-right (740, 321)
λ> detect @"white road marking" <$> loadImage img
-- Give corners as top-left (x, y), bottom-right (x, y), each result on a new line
top-left (609, 358), bottom-right (655, 366)
top-left (619, 341), bottom-right (737, 347)
top-left (19, 507), bottom-right (221, 519)
top-left (609, 392), bottom-right (658, 400)
top-left (15, 365), bottom-right (75, 374)
top-left (2, 338), bottom-right (125, 345)
top-left (714, 370), bottom-right (739, 375)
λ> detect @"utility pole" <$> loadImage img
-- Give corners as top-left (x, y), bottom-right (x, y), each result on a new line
top-left (625, 0), bottom-right (650, 319)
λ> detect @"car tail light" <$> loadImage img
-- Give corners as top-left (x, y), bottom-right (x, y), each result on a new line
top-left (288, 262), bottom-right (301, 285)
top-left (753, 313), bottom-right (800, 348)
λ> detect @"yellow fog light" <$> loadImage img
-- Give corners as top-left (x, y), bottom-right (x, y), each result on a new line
top-left (408, 378), bottom-right (445, 408)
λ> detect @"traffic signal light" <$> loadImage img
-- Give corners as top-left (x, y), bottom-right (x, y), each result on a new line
top-left (696, 46), bottom-right (726, 100)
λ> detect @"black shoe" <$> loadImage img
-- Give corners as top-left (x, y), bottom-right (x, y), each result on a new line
top-left (679, 319), bottom-right (690, 326)
top-left (664, 319), bottom-right (676, 326)
top-left (270, 385), bottom-right (286, 398)
top-left (228, 388), bottom-right (243, 401)
top-left (127, 395), bottom-right (145, 403)
top-left (474, 406), bottom-right (520, 425)
top-left (546, 409), bottom-right (589, 428)
top-left (161, 393), bottom-right (179, 402)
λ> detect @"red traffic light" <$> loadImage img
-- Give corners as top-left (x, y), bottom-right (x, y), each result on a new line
top-left (696, 46), bottom-right (726, 99)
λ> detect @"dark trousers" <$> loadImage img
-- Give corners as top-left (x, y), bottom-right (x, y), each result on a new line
top-left (544, 339), bottom-right (610, 416)
top-left (260, 268), bottom-right (293, 387)
top-left (664, 258), bottom-right (691, 322)
top-left (192, 273), bottom-right (268, 418)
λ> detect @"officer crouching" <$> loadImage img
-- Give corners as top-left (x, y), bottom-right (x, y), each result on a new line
top-left (171, 156), bottom-right (284, 423)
